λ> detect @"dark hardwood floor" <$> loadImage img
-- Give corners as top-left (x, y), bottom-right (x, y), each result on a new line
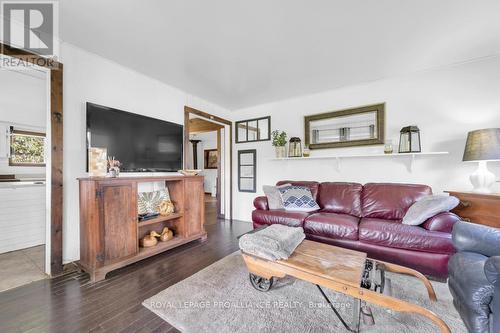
top-left (0, 213), bottom-right (252, 333)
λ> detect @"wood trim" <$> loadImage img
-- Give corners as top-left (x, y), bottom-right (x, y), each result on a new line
top-left (11, 129), bottom-right (46, 137)
top-left (216, 129), bottom-right (222, 218)
top-left (184, 106), bottom-right (233, 220)
top-left (304, 103), bottom-right (385, 150)
top-left (189, 118), bottom-right (224, 134)
top-left (0, 42), bottom-right (64, 276)
top-left (184, 106), bottom-right (231, 125)
top-left (8, 162), bottom-right (46, 167)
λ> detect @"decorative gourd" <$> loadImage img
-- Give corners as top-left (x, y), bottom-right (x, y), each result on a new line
top-left (140, 231), bottom-right (161, 247)
top-left (159, 200), bottom-right (175, 216)
top-left (159, 227), bottom-right (174, 242)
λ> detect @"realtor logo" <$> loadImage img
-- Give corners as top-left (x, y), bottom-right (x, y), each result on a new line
top-left (1, 1), bottom-right (58, 55)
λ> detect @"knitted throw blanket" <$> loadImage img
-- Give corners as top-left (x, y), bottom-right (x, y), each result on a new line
top-left (239, 224), bottom-right (305, 261)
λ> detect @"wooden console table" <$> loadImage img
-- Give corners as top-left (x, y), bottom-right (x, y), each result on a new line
top-left (78, 175), bottom-right (206, 282)
top-left (446, 191), bottom-right (500, 228)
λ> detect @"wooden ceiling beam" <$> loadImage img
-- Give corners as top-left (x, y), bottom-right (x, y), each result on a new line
top-left (189, 118), bottom-right (224, 134)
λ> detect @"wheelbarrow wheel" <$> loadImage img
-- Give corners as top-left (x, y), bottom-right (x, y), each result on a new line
top-left (249, 273), bottom-right (274, 292)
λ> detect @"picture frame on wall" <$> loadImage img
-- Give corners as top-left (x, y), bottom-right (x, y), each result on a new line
top-left (204, 149), bottom-right (218, 169)
top-left (304, 103), bottom-right (385, 149)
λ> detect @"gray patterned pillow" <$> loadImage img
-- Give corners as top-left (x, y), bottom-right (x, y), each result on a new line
top-left (138, 189), bottom-right (171, 215)
top-left (402, 195), bottom-right (459, 226)
top-left (278, 185), bottom-right (320, 212)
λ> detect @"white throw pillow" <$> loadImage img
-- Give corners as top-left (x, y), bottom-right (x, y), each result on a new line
top-left (402, 195), bottom-right (460, 226)
top-left (263, 184), bottom-right (291, 209)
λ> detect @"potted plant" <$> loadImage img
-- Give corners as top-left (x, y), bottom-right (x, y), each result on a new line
top-left (107, 157), bottom-right (121, 177)
top-left (272, 130), bottom-right (287, 158)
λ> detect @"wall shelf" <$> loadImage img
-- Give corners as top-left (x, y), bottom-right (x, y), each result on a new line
top-left (269, 152), bottom-right (449, 172)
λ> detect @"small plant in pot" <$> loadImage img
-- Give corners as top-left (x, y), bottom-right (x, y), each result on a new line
top-left (107, 157), bottom-right (121, 177)
top-left (272, 130), bottom-right (287, 158)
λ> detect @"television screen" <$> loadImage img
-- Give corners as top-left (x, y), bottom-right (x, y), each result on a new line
top-left (86, 103), bottom-right (183, 172)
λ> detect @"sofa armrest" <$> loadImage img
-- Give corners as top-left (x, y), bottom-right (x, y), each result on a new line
top-left (253, 196), bottom-right (269, 210)
top-left (422, 212), bottom-right (460, 233)
top-left (485, 256), bottom-right (500, 285)
top-left (452, 221), bottom-right (500, 257)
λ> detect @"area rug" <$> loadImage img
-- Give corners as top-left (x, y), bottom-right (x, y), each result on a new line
top-left (143, 252), bottom-right (466, 332)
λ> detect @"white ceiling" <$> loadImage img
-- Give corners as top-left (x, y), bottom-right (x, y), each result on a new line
top-left (60, 0), bottom-right (500, 109)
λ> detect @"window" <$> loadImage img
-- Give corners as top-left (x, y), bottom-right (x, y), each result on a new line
top-left (9, 128), bottom-right (46, 166)
top-left (235, 116), bottom-right (271, 143)
top-left (238, 149), bottom-right (256, 192)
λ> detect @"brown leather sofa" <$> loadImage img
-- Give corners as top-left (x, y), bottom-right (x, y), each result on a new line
top-left (252, 181), bottom-right (461, 278)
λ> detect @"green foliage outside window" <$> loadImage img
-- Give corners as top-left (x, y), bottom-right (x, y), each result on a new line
top-left (10, 132), bottom-right (45, 165)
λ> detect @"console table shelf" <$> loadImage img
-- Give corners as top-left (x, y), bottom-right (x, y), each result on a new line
top-left (270, 152), bottom-right (449, 172)
top-left (138, 213), bottom-right (183, 227)
top-left (138, 236), bottom-right (186, 257)
top-left (78, 175), bottom-right (206, 282)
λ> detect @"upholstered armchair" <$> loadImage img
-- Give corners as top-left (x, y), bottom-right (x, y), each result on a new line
top-left (448, 221), bottom-right (500, 333)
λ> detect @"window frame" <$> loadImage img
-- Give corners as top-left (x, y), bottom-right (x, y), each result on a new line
top-left (9, 128), bottom-right (47, 167)
top-left (235, 116), bottom-right (271, 143)
top-left (238, 149), bottom-right (256, 193)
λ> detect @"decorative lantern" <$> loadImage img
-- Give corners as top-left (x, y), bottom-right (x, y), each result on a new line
top-left (288, 137), bottom-right (303, 157)
top-left (398, 126), bottom-right (421, 153)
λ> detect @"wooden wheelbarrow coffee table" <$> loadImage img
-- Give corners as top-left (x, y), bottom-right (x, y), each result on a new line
top-left (241, 240), bottom-right (450, 333)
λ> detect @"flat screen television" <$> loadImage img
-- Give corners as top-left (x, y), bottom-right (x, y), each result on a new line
top-left (86, 102), bottom-right (183, 172)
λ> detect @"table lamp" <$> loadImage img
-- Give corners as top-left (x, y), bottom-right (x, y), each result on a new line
top-left (462, 128), bottom-right (500, 193)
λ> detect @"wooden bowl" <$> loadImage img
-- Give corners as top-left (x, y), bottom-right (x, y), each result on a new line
top-left (178, 169), bottom-right (201, 176)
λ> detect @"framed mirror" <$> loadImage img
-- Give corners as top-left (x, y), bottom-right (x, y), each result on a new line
top-left (305, 103), bottom-right (385, 149)
top-left (235, 116), bottom-right (271, 143)
top-left (238, 149), bottom-right (256, 192)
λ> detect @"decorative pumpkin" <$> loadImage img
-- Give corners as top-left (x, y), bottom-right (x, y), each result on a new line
top-left (140, 230), bottom-right (161, 247)
top-left (159, 227), bottom-right (174, 242)
top-left (159, 200), bottom-right (175, 216)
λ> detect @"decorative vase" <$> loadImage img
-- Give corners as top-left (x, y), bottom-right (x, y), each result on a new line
top-left (275, 146), bottom-right (286, 158)
top-left (109, 167), bottom-right (120, 178)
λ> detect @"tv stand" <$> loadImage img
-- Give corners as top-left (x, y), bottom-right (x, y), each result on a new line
top-left (77, 175), bottom-right (206, 282)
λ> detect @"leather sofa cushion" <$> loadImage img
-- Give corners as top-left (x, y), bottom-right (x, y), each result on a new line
top-left (251, 209), bottom-right (313, 228)
top-left (317, 182), bottom-right (363, 217)
top-left (276, 181), bottom-right (320, 200)
top-left (448, 252), bottom-right (494, 333)
top-left (361, 183), bottom-right (432, 220)
top-left (359, 218), bottom-right (454, 254)
top-left (253, 196), bottom-right (269, 210)
top-left (421, 212), bottom-right (460, 233)
top-left (304, 212), bottom-right (359, 240)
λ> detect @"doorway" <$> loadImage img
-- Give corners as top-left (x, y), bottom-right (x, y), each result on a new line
top-left (184, 107), bottom-right (232, 223)
top-left (0, 43), bottom-right (64, 280)
top-left (0, 63), bottom-right (49, 291)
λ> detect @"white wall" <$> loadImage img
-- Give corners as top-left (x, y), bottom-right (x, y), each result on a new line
top-left (0, 185), bottom-right (46, 254)
top-left (60, 43), bottom-right (231, 263)
top-left (0, 69), bottom-right (47, 175)
top-left (192, 131), bottom-right (218, 194)
top-left (231, 56), bottom-right (500, 222)
top-left (0, 69), bottom-right (47, 254)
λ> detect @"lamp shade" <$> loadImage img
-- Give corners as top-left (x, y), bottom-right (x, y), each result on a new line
top-left (463, 128), bottom-right (500, 162)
